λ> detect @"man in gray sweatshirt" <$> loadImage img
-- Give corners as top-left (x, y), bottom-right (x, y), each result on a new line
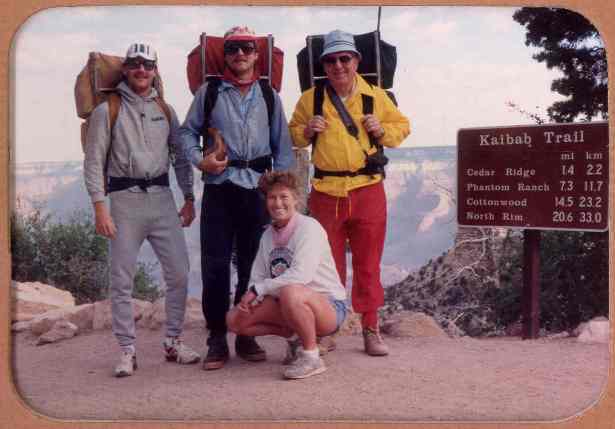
top-left (84, 43), bottom-right (200, 377)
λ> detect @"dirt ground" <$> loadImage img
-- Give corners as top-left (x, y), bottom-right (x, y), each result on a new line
top-left (10, 328), bottom-right (610, 423)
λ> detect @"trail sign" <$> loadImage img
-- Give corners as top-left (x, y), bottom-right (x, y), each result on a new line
top-left (457, 122), bottom-right (609, 231)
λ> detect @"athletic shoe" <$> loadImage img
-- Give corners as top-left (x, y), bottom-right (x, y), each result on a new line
top-left (114, 349), bottom-right (137, 377)
top-left (283, 350), bottom-right (327, 380)
top-left (163, 337), bottom-right (200, 364)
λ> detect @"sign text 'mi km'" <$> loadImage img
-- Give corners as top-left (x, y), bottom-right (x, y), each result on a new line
top-left (457, 122), bottom-right (609, 231)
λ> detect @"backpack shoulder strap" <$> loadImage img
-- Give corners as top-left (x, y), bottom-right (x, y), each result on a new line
top-left (258, 79), bottom-right (275, 128)
top-left (202, 77), bottom-right (222, 136)
top-left (361, 93), bottom-right (374, 115)
top-left (310, 80), bottom-right (327, 152)
top-left (107, 92), bottom-right (121, 132)
top-left (313, 80), bottom-right (326, 117)
top-left (104, 92), bottom-right (121, 196)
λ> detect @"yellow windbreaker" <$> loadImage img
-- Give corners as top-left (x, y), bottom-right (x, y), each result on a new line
top-left (289, 75), bottom-right (411, 197)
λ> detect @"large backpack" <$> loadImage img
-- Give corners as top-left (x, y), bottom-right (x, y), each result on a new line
top-left (185, 33), bottom-right (281, 154)
top-left (74, 51), bottom-right (171, 192)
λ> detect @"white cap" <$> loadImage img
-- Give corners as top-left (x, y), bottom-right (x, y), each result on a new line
top-left (125, 43), bottom-right (157, 62)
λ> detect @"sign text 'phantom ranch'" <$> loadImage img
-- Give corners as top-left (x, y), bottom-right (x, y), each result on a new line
top-left (457, 122), bottom-right (609, 231)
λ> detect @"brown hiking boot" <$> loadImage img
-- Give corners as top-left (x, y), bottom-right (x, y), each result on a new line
top-left (363, 327), bottom-right (389, 356)
top-left (235, 335), bottom-right (267, 362)
top-left (202, 335), bottom-right (229, 370)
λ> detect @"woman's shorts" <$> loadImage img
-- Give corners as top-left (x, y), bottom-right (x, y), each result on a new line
top-left (328, 297), bottom-right (348, 334)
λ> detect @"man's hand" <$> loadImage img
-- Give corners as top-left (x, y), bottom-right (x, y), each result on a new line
top-left (361, 114), bottom-right (385, 139)
top-left (303, 115), bottom-right (328, 140)
top-left (238, 290), bottom-right (258, 313)
top-left (198, 151), bottom-right (228, 175)
top-left (178, 200), bottom-right (195, 227)
top-left (94, 202), bottom-right (117, 239)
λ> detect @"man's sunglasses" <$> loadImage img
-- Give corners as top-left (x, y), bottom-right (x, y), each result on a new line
top-left (224, 42), bottom-right (256, 55)
top-left (125, 59), bottom-right (156, 71)
top-left (322, 54), bottom-right (355, 65)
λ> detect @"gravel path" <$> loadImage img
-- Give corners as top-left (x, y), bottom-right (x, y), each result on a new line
top-left (11, 328), bottom-right (609, 422)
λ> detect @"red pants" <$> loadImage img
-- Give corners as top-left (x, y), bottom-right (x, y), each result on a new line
top-left (308, 182), bottom-right (386, 318)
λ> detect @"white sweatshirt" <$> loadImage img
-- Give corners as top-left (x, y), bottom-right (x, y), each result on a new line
top-left (250, 214), bottom-right (346, 301)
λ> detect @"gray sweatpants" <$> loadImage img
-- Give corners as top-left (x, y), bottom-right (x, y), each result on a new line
top-left (109, 188), bottom-right (189, 348)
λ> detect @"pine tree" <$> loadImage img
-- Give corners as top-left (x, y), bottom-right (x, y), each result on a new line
top-left (513, 7), bottom-right (608, 122)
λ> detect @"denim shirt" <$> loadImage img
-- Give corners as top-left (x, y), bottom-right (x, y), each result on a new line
top-left (179, 80), bottom-right (294, 189)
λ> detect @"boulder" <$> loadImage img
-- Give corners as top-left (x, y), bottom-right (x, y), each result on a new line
top-left (36, 320), bottom-right (78, 345)
top-left (183, 297), bottom-right (206, 329)
top-left (138, 297), bottom-right (205, 330)
top-left (11, 281), bottom-right (75, 321)
top-left (381, 311), bottom-right (448, 338)
top-left (576, 317), bottom-right (609, 344)
top-left (92, 299), bottom-right (152, 330)
top-left (30, 304), bottom-right (94, 336)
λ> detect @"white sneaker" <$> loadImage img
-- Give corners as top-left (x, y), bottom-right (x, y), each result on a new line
top-left (163, 337), bottom-right (200, 364)
top-left (283, 349), bottom-right (327, 379)
top-left (114, 349), bottom-right (137, 377)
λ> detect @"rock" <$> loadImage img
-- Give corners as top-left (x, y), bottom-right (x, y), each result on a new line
top-left (337, 310), bottom-right (362, 336)
top-left (137, 298), bottom-right (166, 330)
top-left (36, 320), bottom-right (78, 345)
top-left (12, 321), bottom-right (32, 333)
top-left (11, 281), bottom-right (75, 321)
top-left (93, 299), bottom-right (152, 330)
top-left (13, 312), bottom-right (37, 322)
top-left (505, 319), bottom-right (523, 337)
top-left (183, 297), bottom-right (206, 329)
top-left (137, 297), bottom-right (205, 331)
top-left (577, 318), bottom-right (609, 344)
top-left (381, 311), bottom-right (448, 338)
top-left (30, 304), bottom-right (94, 336)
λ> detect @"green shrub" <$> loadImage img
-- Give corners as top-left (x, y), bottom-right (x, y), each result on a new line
top-left (10, 207), bottom-right (160, 304)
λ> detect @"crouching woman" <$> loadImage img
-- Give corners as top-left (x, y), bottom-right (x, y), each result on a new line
top-left (227, 171), bottom-right (347, 379)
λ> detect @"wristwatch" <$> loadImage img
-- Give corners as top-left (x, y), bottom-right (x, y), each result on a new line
top-left (184, 192), bottom-right (195, 202)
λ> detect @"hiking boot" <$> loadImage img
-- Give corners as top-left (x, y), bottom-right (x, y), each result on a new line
top-left (114, 349), bottom-right (137, 377)
top-left (283, 349), bottom-right (327, 380)
top-left (317, 335), bottom-right (336, 356)
top-left (235, 335), bottom-right (267, 362)
top-left (202, 335), bottom-right (229, 371)
top-left (363, 327), bottom-right (389, 356)
top-left (163, 337), bottom-right (200, 364)
top-left (282, 337), bottom-right (302, 365)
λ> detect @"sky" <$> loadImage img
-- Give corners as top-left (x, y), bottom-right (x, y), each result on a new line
top-left (12, 5), bottom-right (569, 163)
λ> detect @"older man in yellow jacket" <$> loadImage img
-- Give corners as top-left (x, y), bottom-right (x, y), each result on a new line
top-left (289, 29), bottom-right (410, 356)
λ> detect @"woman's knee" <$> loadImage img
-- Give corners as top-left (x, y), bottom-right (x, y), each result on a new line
top-left (278, 284), bottom-right (306, 306)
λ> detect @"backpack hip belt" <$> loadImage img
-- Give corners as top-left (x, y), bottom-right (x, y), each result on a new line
top-left (227, 155), bottom-right (272, 174)
top-left (107, 173), bottom-right (170, 193)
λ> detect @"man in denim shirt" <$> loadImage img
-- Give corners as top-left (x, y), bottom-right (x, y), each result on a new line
top-left (179, 26), bottom-right (294, 370)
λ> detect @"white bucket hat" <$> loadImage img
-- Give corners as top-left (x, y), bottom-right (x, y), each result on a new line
top-left (320, 30), bottom-right (361, 61)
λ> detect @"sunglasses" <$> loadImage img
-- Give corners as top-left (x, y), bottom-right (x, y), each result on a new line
top-left (322, 54), bottom-right (354, 65)
top-left (224, 42), bottom-right (256, 55)
top-left (125, 59), bottom-right (156, 71)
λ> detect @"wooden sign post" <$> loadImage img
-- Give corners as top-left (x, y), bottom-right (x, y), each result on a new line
top-left (457, 122), bottom-right (609, 339)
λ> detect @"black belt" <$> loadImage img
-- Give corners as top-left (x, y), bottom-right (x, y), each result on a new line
top-left (313, 166), bottom-right (374, 179)
top-left (107, 173), bottom-right (169, 193)
top-left (227, 155), bottom-right (272, 174)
